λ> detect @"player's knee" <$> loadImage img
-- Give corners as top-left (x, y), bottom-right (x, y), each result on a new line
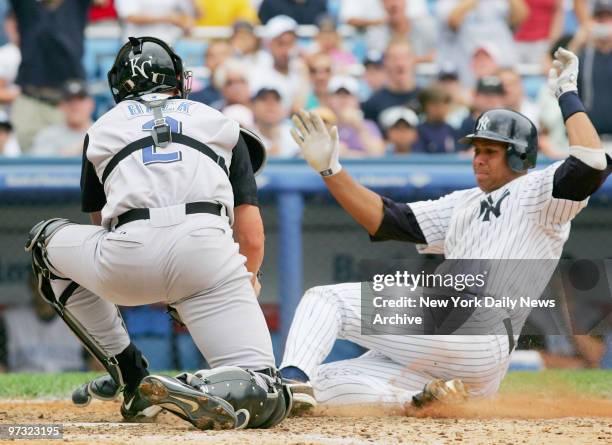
top-left (184, 367), bottom-right (291, 429)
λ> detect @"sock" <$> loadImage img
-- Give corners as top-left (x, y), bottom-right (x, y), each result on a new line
top-left (116, 342), bottom-right (149, 394)
top-left (280, 366), bottom-right (309, 382)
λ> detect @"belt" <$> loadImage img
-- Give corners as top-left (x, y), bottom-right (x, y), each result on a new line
top-left (116, 202), bottom-right (223, 228)
top-left (22, 85), bottom-right (64, 105)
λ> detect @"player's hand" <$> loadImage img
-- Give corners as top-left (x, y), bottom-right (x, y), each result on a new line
top-left (548, 47), bottom-right (579, 99)
top-left (291, 110), bottom-right (342, 177)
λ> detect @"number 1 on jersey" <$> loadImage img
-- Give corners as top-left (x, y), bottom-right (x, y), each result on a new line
top-left (141, 117), bottom-right (182, 165)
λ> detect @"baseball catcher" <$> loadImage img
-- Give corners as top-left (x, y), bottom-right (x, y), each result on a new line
top-left (25, 36), bottom-right (290, 429)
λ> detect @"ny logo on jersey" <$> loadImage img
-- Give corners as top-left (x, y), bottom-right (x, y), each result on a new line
top-left (130, 56), bottom-right (153, 79)
top-left (478, 189), bottom-right (510, 222)
top-left (476, 116), bottom-right (490, 132)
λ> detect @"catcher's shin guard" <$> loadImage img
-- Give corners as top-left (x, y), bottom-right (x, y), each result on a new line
top-left (25, 219), bottom-right (127, 389)
top-left (177, 367), bottom-right (292, 429)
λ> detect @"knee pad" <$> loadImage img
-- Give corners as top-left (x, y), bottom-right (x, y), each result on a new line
top-left (177, 367), bottom-right (291, 429)
top-left (25, 218), bottom-right (73, 279)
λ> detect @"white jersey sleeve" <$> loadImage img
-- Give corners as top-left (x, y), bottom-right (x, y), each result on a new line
top-left (518, 162), bottom-right (589, 227)
top-left (408, 189), bottom-right (468, 254)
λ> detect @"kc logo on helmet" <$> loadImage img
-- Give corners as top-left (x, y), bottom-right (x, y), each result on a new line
top-left (476, 116), bottom-right (490, 132)
top-left (130, 56), bottom-right (153, 79)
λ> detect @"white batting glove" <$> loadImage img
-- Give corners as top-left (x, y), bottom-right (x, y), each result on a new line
top-left (290, 110), bottom-right (342, 177)
top-left (548, 47), bottom-right (579, 99)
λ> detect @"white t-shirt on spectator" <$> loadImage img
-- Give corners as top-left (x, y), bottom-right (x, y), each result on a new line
top-left (340, 0), bottom-right (428, 22)
top-left (115, 0), bottom-right (195, 45)
top-left (256, 121), bottom-right (300, 158)
top-left (0, 42), bottom-right (20, 85)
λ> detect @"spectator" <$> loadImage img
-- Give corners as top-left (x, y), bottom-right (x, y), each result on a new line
top-left (377, 0), bottom-right (437, 62)
top-left (361, 51), bottom-right (387, 101)
top-left (0, 273), bottom-right (86, 372)
top-left (577, 0), bottom-right (612, 144)
top-left (258, 0), bottom-right (327, 25)
top-left (250, 15), bottom-right (309, 112)
top-left (189, 39), bottom-right (233, 107)
top-left (413, 86), bottom-right (457, 154)
top-left (211, 58), bottom-right (251, 110)
top-left (379, 105), bottom-right (420, 154)
top-left (222, 103), bottom-right (255, 130)
top-left (497, 67), bottom-right (540, 126)
top-left (0, 110), bottom-right (19, 157)
top-left (514, 0), bottom-right (565, 66)
top-left (471, 43), bottom-right (503, 81)
top-left (304, 52), bottom-right (333, 110)
top-left (536, 35), bottom-right (573, 157)
top-left (328, 75), bottom-right (385, 157)
top-left (310, 15), bottom-right (357, 72)
top-left (339, 0), bottom-right (430, 53)
top-left (114, 0), bottom-right (195, 45)
top-left (252, 83), bottom-right (299, 157)
top-left (9, 0), bottom-right (91, 152)
top-left (436, 65), bottom-right (471, 130)
top-left (457, 75), bottom-right (507, 150)
top-left (230, 20), bottom-right (268, 68)
top-left (436, 0), bottom-right (530, 87)
top-left (194, 0), bottom-right (258, 26)
top-left (0, 11), bottom-right (20, 107)
top-left (361, 40), bottom-right (419, 130)
top-left (30, 80), bottom-right (94, 157)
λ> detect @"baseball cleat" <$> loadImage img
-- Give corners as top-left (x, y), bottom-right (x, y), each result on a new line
top-left (411, 378), bottom-right (468, 408)
top-left (121, 385), bottom-right (163, 421)
top-left (137, 375), bottom-right (238, 430)
top-left (72, 374), bottom-right (121, 407)
top-left (284, 378), bottom-right (317, 416)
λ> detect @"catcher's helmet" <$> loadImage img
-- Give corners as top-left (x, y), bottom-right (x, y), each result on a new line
top-left (108, 36), bottom-right (191, 104)
top-left (459, 109), bottom-right (538, 172)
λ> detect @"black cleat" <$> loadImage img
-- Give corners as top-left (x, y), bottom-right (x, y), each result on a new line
top-left (137, 375), bottom-right (238, 430)
top-left (284, 378), bottom-right (317, 416)
top-left (72, 374), bottom-right (121, 407)
top-left (121, 385), bottom-right (163, 421)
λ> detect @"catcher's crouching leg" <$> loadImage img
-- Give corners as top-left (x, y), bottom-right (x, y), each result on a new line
top-left (25, 219), bottom-right (159, 419)
top-left (138, 367), bottom-right (292, 430)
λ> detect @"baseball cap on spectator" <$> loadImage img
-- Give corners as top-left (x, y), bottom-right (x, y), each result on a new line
top-left (438, 63), bottom-right (459, 81)
top-left (472, 42), bottom-right (502, 64)
top-left (223, 104), bottom-right (255, 129)
top-left (364, 50), bottom-right (384, 67)
top-left (251, 83), bottom-right (283, 101)
top-left (316, 14), bottom-right (337, 32)
top-left (593, 0), bottom-right (612, 16)
top-left (0, 110), bottom-right (12, 131)
top-left (476, 76), bottom-right (505, 95)
top-left (328, 75), bottom-right (359, 96)
top-left (265, 15), bottom-right (298, 40)
top-left (62, 79), bottom-right (89, 99)
top-left (379, 106), bottom-right (419, 131)
top-left (232, 20), bottom-right (255, 34)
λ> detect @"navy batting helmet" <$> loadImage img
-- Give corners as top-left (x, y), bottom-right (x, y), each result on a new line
top-left (459, 109), bottom-right (538, 172)
top-left (108, 36), bottom-right (191, 104)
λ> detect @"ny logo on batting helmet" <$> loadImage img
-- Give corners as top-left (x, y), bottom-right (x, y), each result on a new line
top-left (476, 116), bottom-right (490, 132)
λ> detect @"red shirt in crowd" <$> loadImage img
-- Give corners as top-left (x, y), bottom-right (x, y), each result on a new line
top-left (515, 0), bottom-right (558, 41)
top-left (89, 0), bottom-right (117, 22)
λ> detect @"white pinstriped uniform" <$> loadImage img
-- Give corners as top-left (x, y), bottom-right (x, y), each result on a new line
top-left (281, 161), bottom-right (589, 406)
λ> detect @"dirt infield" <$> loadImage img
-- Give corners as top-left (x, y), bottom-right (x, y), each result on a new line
top-left (1, 397), bottom-right (611, 445)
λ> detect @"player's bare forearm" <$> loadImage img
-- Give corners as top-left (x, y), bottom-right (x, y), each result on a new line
top-left (323, 170), bottom-right (384, 235)
top-left (565, 112), bottom-right (602, 149)
top-left (90, 211), bottom-right (102, 226)
top-left (233, 204), bottom-right (265, 282)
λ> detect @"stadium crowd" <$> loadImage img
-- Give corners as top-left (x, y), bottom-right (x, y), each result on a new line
top-left (0, 0), bottom-right (610, 372)
top-left (0, 0), bottom-right (610, 159)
